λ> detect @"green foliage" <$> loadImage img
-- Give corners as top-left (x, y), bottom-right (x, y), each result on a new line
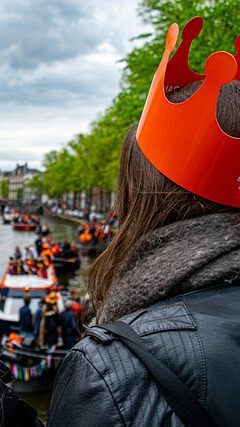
top-left (39, 0), bottom-right (240, 198)
top-left (0, 179), bottom-right (9, 199)
top-left (28, 173), bottom-right (47, 196)
top-left (138, 0), bottom-right (240, 72)
top-left (43, 149), bottom-right (75, 198)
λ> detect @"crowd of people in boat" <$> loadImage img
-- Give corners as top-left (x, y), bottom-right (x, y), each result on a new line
top-left (78, 219), bottom-right (114, 244)
top-left (18, 290), bottom-right (94, 350)
top-left (12, 213), bottom-right (40, 224)
top-left (7, 235), bottom-right (80, 278)
top-left (7, 255), bottom-right (55, 279)
top-left (36, 236), bottom-right (79, 259)
top-left (6, 216), bottom-right (116, 279)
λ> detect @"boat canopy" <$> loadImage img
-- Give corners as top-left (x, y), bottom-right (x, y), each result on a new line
top-left (2, 274), bottom-right (57, 289)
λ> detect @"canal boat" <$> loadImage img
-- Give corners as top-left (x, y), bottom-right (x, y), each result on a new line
top-left (1, 338), bottom-right (67, 392)
top-left (0, 272), bottom-right (65, 392)
top-left (13, 223), bottom-right (37, 232)
top-left (1, 342), bottom-right (67, 392)
top-left (12, 213), bottom-right (40, 232)
top-left (0, 272), bottom-right (62, 335)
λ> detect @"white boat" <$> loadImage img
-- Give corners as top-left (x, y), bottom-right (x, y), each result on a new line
top-left (0, 273), bottom-right (64, 334)
top-left (0, 273), bottom-right (66, 392)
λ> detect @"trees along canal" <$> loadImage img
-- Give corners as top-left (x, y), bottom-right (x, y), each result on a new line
top-left (29, 0), bottom-right (240, 202)
top-left (0, 179), bottom-right (9, 199)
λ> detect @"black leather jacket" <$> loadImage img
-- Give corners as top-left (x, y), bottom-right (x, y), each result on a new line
top-left (0, 369), bottom-right (43, 427)
top-left (47, 284), bottom-right (240, 427)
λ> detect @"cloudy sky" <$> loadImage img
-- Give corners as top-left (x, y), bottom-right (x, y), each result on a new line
top-left (0, 0), bottom-right (149, 170)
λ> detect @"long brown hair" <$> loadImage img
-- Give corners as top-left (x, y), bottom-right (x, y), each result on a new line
top-left (89, 80), bottom-right (240, 313)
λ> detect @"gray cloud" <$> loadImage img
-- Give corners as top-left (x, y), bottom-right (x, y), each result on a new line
top-left (0, 0), bottom-right (150, 170)
top-left (0, 0), bottom-right (136, 70)
top-left (0, 0), bottom-right (99, 69)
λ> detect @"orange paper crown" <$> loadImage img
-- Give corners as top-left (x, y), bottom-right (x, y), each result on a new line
top-left (137, 17), bottom-right (240, 208)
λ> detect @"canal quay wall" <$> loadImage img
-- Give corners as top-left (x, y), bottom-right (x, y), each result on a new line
top-left (49, 213), bottom-right (81, 224)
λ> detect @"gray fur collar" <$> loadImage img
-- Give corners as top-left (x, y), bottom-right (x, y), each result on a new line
top-left (99, 213), bottom-right (240, 323)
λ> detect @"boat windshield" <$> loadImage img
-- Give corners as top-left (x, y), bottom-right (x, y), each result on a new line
top-left (0, 289), bottom-right (48, 312)
top-left (8, 297), bottom-right (41, 316)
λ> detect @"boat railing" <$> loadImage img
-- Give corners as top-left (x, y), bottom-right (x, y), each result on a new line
top-left (1, 345), bottom-right (68, 361)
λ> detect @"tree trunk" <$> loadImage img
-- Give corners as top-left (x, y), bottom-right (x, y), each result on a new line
top-left (87, 189), bottom-right (92, 210)
top-left (100, 190), bottom-right (103, 212)
top-left (73, 191), bottom-right (77, 209)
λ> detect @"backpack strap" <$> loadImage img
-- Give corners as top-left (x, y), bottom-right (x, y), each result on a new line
top-left (98, 321), bottom-right (217, 427)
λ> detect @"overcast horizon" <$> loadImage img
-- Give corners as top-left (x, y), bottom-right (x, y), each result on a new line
top-left (0, 0), bottom-right (149, 171)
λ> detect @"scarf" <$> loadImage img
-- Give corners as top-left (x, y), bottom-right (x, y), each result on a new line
top-left (99, 213), bottom-right (240, 323)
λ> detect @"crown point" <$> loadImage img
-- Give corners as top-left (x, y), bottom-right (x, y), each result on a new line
top-left (204, 52), bottom-right (237, 85)
top-left (235, 34), bottom-right (240, 52)
top-left (182, 16), bottom-right (203, 42)
top-left (165, 23), bottom-right (179, 52)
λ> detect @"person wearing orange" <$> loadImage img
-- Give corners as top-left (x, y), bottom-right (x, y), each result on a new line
top-left (36, 261), bottom-right (46, 279)
top-left (25, 259), bottom-right (38, 275)
top-left (94, 223), bottom-right (102, 241)
top-left (41, 242), bottom-right (53, 258)
top-left (22, 215), bottom-right (29, 224)
top-left (48, 17), bottom-right (240, 427)
top-left (39, 292), bottom-right (59, 348)
top-left (51, 242), bottom-right (61, 256)
top-left (42, 255), bottom-right (56, 279)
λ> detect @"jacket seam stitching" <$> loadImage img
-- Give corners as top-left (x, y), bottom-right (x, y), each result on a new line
top-left (72, 348), bottom-right (126, 426)
top-left (141, 335), bottom-right (161, 423)
top-left (123, 304), bottom-right (190, 321)
top-left (114, 340), bottom-right (135, 422)
top-left (48, 358), bottom-right (76, 425)
top-left (184, 299), bottom-right (207, 404)
top-left (194, 329), bottom-right (207, 404)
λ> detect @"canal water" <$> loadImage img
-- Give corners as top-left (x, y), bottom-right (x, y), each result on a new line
top-left (0, 215), bottom-right (94, 422)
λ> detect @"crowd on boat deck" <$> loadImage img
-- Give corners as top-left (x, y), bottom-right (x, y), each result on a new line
top-left (7, 254), bottom-right (55, 278)
top-left (35, 236), bottom-right (79, 259)
top-left (19, 290), bottom-right (93, 350)
top-left (12, 213), bottom-right (40, 224)
top-left (7, 236), bottom-right (79, 277)
top-left (78, 219), bottom-right (113, 243)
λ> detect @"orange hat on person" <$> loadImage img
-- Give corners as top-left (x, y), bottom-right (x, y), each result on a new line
top-left (136, 17), bottom-right (240, 208)
top-left (45, 292), bottom-right (59, 304)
